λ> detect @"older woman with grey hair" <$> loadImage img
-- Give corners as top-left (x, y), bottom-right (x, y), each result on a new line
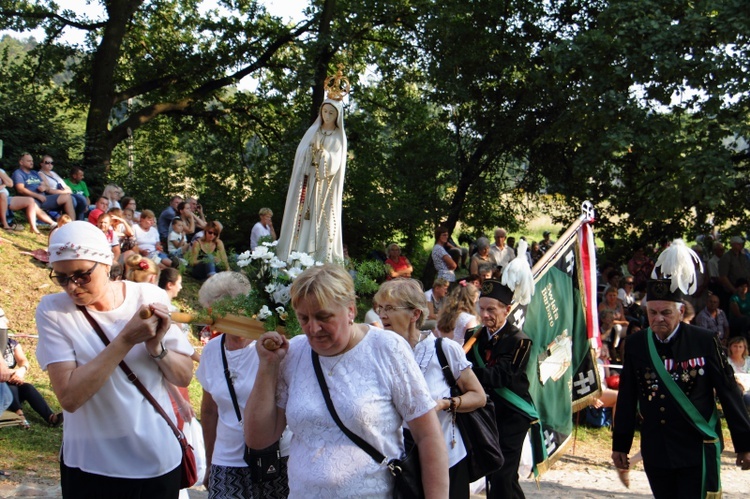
top-left (246, 264), bottom-right (449, 498)
top-left (195, 272), bottom-right (289, 498)
top-left (36, 221), bottom-right (194, 498)
top-left (375, 279), bottom-right (486, 499)
top-left (469, 237), bottom-right (493, 275)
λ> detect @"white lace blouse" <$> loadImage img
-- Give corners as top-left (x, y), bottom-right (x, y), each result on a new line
top-left (278, 327), bottom-right (435, 498)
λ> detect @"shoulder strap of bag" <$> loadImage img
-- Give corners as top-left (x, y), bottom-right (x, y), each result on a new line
top-left (78, 305), bottom-right (183, 442)
top-left (220, 334), bottom-right (243, 424)
top-left (435, 337), bottom-right (457, 388)
top-left (311, 349), bottom-right (386, 465)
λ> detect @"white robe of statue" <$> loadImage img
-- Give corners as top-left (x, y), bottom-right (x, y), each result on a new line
top-left (276, 99), bottom-right (346, 263)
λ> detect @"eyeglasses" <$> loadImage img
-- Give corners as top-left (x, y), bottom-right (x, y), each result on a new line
top-left (375, 305), bottom-right (410, 315)
top-left (49, 262), bottom-right (99, 287)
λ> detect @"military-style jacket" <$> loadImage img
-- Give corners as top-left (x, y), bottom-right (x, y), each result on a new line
top-left (466, 322), bottom-right (533, 436)
top-left (612, 324), bottom-right (750, 468)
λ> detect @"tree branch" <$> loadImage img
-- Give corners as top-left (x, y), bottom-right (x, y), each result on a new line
top-left (1, 9), bottom-right (106, 31)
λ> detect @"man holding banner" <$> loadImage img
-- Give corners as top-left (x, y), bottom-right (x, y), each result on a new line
top-left (466, 279), bottom-right (531, 498)
top-left (466, 239), bottom-right (539, 499)
top-left (613, 240), bottom-right (750, 498)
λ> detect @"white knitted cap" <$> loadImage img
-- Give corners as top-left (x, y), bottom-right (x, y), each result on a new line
top-left (48, 221), bottom-right (113, 265)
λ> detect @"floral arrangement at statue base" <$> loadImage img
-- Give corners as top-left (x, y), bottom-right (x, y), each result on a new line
top-left (217, 241), bottom-right (324, 339)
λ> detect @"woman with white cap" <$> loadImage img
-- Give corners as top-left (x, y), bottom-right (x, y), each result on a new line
top-left (35, 221), bottom-right (195, 498)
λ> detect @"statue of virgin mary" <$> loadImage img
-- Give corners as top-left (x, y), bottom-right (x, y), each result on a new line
top-left (276, 85), bottom-right (347, 263)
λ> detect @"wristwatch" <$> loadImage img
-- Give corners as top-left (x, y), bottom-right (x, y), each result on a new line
top-left (149, 341), bottom-right (168, 360)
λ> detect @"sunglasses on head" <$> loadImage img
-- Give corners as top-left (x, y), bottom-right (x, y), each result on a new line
top-left (49, 262), bottom-right (99, 287)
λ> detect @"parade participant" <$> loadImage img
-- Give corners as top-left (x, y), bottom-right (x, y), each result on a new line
top-left (375, 278), bottom-right (486, 499)
top-left (35, 221), bottom-right (194, 498)
top-left (464, 243), bottom-right (535, 499)
top-left (245, 264), bottom-right (448, 498)
top-left (612, 239), bottom-right (750, 499)
top-left (195, 272), bottom-right (289, 498)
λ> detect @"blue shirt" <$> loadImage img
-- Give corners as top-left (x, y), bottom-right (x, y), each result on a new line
top-left (11, 169), bottom-right (43, 193)
top-left (157, 206), bottom-right (176, 240)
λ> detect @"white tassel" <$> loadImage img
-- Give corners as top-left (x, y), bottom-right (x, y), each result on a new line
top-left (501, 240), bottom-right (534, 305)
top-left (650, 239), bottom-right (703, 295)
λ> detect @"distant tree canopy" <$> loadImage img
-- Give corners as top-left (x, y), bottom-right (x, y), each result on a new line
top-left (0, 0), bottom-right (748, 257)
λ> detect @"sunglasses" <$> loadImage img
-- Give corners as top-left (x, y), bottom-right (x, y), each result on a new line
top-left (49, 262), bottom-right (99, 287)
top-left (43, 161), bottom-right (54, 165)
top-left (206, 230), bottom-right (217, 235)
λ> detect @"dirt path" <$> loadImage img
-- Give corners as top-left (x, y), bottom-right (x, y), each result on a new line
top-left (3, 451), bottom-right (747, 498)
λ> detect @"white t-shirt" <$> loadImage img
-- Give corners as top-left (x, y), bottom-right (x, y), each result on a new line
top-left (490, 244), bottom-right (515, 269)
top-left (409, 334), bottom-right (469, 467)
top-left (617, 288), bottom-right (635, 308)
top-left (452, 312), bottom-right (477, 346)
top-left (278, 328), bottom-right (435, 498)
top-left (133, 224), bottom-right (160, 253)
top-left (168, 230), bottom-right (186, 254)
top-left (195, 335), bottom-right (260, 467)
top-left (250, 221), bottom-right (271, 250)
top-left (35, 281), bottom-right (194, 478)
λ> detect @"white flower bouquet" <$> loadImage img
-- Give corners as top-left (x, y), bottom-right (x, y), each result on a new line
top-left (231, 241), bottom-right (323, 337)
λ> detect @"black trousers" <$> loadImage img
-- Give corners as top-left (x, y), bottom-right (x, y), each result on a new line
top-left (6, 383), bottom-right (54, 422)
top-left (449, 456), bottom-right (470, 499)
top-left (60, 454), bottom-right (181, 499)
top-left (487, 428), bottom-right (527, 499)
top-left (644, 464), bottom-right (702, 499)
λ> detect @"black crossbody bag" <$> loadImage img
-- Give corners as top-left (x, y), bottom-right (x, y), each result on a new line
top-left (220, 334), bottom-right (281, 482)
top-left (311, 349), bottom-right (423, 499)
top-left (435, 337), bottom-right (505, 482)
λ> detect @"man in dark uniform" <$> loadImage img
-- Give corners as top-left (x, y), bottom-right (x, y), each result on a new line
top-left (612, 278), bottom-right (750, 498)
top-left (466, 279), bottom-right (532, 499)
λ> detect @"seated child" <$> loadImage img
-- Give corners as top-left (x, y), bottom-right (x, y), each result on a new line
top-left (168, 217), bottom-right (190, 260)
top-left (97, 213), bottom-right (121, 260)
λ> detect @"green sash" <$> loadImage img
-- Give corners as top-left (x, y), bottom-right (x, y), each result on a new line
top-left (472, 343), bottom-right (549, 477)
top-left (646, 329), bottom-right (721, 498)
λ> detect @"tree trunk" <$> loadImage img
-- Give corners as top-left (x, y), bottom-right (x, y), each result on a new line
top-left (83, 0), bottom-right (144, 180)
top-left (309, 0), bottom-right (337, 124)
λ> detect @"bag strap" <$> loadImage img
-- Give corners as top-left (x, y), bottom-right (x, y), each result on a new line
top-left (77, 305), bottom-right (184, 443)
top-left (311, 349), bottom-right (386, 465)
top-left (435, 337), bottom-right (457, 388)
top-left (220, 334), bottom-right (243, 424)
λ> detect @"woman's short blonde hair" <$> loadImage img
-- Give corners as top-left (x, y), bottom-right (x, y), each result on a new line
top-left (374, 279), bottom-right (428, 329)
top-left (124, 254), bottom-right (159, 283)
top-left (140, 209), bottom-right (156, 221)
top-left (259, 207), bottom-right (273, 217)
top-left (291, 264), bottom-right (355, 311)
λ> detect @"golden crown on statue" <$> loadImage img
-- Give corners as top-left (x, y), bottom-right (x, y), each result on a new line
top-left (324, 65), bottom-right (350, 101)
